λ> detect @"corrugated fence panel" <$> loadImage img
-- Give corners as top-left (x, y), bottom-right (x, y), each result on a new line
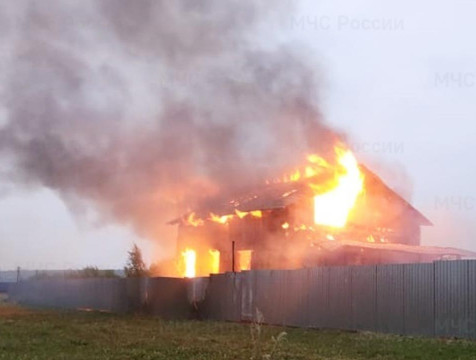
top-left (13, 279), bottom-right (59, 309)
top-left (67, 279), bottom-right (87, 309)
top-left (377, 264), bottom-right (405, 334)
top-left (467, 261), bottom-right (476, 339)
top-left (308, 267), bottom-right (328, 328)
top-left (27, 280), bottom-right (43, 305)
top-left (216, 273), bottom-right (235, 322)
top-left (8, 278), bottom-right (132, 312)
top-left (82, 280), bottom-right (99, 309)
top-left (148, 277), bottom-right (190, 319)
top-left (224, 273), bottom-right (241, 322)
top-left (204, 274), bottom-right (228, 320)
top-left (404, 263), bottom-right (435, 336)
top-left (0, 282), bottom-right (11, 293)
top-left (111, 278), bottom-right (129, 312)
top-left (435, 260), bottom-right (470, 338)
top-left (240, 271), bottom-right (254, 321)
top-left (188, 277), bottom-right (209, 304)
top-left (34, 279), bottom-right (64, 308)
top-left (254, 270), bottom-right (275, 323)
top-left (328, 266), bottom-right (353, 330)
top-left (351, 265), bottom-right (377, 331)
top-left (125, 278), bottom-right (143, 312)
top-left (113, 278), bottom-right (130, 312)
top-left (8, 262), bottom-right (476, 339)
top-left (283, 269), bottom-right (309, 327)
top-left (105, 279), bottom-right (123, 311)
top-left (263, 270), bottom-right (285, 326)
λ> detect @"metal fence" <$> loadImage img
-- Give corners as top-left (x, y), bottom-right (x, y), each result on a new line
top-left (203, 260), bottom-right (476, 339)
top-left (0, 282), bottom-right (11, 293)
top-left (8, 277), bottom-right (191, 318)
top-left (7, 260), bottom-right (476, 339)
top-left (8, 278), bottom-right (136, 312)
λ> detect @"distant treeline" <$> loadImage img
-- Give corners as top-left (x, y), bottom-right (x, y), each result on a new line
top-left (33, 267), bottom-right (119, 279)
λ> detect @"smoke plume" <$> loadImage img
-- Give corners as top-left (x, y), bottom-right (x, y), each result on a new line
top-left (0, 0), bottom-right (341, 242)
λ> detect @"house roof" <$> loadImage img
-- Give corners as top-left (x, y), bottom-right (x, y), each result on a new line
top-left (359, 165), bottom-right (432, 226)
top-left (170, 164), bottom-right (432, 226)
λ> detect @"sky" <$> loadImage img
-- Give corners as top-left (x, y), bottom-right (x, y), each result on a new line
top-left (0, 0), bottom-right (475, 269)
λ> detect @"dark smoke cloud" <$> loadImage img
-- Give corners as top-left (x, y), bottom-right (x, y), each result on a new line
top-left (0, 0), bottom-right (341, 242)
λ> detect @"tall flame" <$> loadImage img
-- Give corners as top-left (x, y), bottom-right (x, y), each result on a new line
top-left (182, 248), bottom-right (196, 278)
top-left (209, 249), bottom-right (220, 274)
top-left (313, 147), bottom-right (363, 228)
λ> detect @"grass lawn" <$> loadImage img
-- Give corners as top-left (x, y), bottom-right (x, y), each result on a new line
top-left (0, 303), bottom-right (475, 359)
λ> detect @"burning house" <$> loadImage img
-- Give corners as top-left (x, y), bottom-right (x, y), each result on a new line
top-left (171, 144), bottom-right (474, 277)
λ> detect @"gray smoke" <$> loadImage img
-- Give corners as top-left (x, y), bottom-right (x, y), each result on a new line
top-left (0, 0), bottom-right (341, 241)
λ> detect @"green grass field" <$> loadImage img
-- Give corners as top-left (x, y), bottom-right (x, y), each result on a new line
top-left (1, 303), bottom-right (476, 359)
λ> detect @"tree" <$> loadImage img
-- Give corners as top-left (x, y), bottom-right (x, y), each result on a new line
top-left (77, 266), bottom-right (100, 278)
top-left (124, 244), bottom-right (148, 277)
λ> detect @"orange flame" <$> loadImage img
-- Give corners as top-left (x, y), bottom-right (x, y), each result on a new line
top-left (235, 209), bottom-right (262, 219)
top-left (209, 213), bottom-right (233, 224)
top-left (184, 212), bottom-right (204, 227)
top-left (183, 209), bottom-right (263, 228)
top-left (238, 250), bottom-right (252, 271)
top-left (275, 144), bottom-right (363, 228)
top-left (294, 224), bottom-right (309, 231)
top-left (312, 146), bottom-right (364, 228)
top-left (209, 249), bottom-right (220, 274)
top-left (276, 153), bottom-right (328, 184)
top-left (250, 210), bottom-right (262, 218)
top-left (182, 248), bottom-right (196, 278)
top-left (290, 170), bottom-right (301, 182)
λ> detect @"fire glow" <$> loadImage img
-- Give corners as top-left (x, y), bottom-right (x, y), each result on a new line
top-left (235, 209), bottom-right (262, 219)
top-left (238, 250), bottom-right (252, 271)
top-left (209, 213), bottom-right (233, 224)
top-left (184, 213), bottom-right (204, 227)
top-left (184, 209), bottom-right (263, 227)
top-left (209, 249), bottom-right (220, 274)
top-left (179, 144), bottom-right (364, 277)
top-left (280, 144), bottom-right (364, 228)
top-left (182, 248), bottom-right (196, 278)
top-left (312, 147), bottom-right (364, 228)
